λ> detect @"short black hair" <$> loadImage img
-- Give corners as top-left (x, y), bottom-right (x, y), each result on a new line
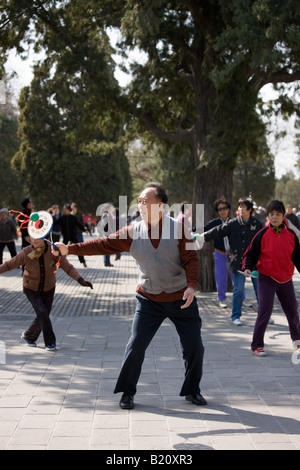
top-left (145, 182), bottom-right (168, 204)
top-left (238, 197), bottom-right (253, 211)
top-left (21, 197), bottom-right (31, 208)
top-left (266, 200), bottom-right (285, 215)
top-left (63, 203), bottom-right (71, 211)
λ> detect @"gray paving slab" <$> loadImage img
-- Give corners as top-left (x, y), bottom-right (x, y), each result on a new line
top-left (1, 236), bottom-right (300, 450)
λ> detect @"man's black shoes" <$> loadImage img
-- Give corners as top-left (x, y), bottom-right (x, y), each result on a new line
top-left (119, 393), bottom-right (134, 410)
top-left (185, 393), bottom-right (207, 406)
top-left (119, 393), bottom-right (207, 409)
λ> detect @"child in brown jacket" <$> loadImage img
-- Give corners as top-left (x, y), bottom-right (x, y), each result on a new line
top-left (0, 237), bottom-right (93, 351)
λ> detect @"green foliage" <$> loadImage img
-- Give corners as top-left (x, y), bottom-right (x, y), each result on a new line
top-left (1, 0), bottom-right (300, 289)
top-left (232, 125), bottom-right (276, 206)
top-left (12, 56), bottom-right (131, 212)
top-left (1, 1), bottom-right (299, 184)
top-left (275, 171), bottom-right (300, 207)
top-left (0, 1), bottom-right (132, 213)
top-left (153, 142), bottom-right (194, 205)
top-left (233, 155), bottom-right (275, 207)
top-left (117, 0), bottom-right (300, 168)
top-left (0, 110), bottom-right (23, 208)
top-left (126, 140), bottom-right (158, 204)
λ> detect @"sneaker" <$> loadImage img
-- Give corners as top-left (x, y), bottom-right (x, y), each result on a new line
top-left (292, 341), bottom-right (300, 350)
top-left (252, 347), bottom-right (266, 357)
top-left (243, 300), bottom-right (252, 307)
top-left (219, 301), bottom-right (227, 308)
top-left (21, 332), bottom-right (36, 347)
top-left (233, 319), bottom-right (242, 326)
top-left (268, 318), bottom-right (275, 325)
top-left (45, 344), bottom-right (56, 351)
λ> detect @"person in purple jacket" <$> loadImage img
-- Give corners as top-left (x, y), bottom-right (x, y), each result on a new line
top-left (243, 200), bottom-right (300, 356)
top-left (204, 197), bottom-right (232, 309)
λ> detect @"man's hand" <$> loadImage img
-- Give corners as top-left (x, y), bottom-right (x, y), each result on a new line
top-left (52, 242), bottom-right (69, 256)
top-left (244, 269), bottom-right (252, 276)
top-left (181, 287), bottom-right (196, 309)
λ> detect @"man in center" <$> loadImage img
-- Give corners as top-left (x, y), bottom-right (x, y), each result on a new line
top-left (54, 182), bottom-right (206, 409)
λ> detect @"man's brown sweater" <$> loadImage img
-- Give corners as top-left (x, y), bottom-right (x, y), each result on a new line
top-left (68, 222), bottom-right (199, 302)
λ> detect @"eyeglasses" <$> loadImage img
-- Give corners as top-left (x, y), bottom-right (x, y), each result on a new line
top-left (217, 206), bottom-right (228, 212)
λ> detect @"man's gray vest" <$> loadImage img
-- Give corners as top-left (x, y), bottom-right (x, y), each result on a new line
top-left (130, 215), bottom-right (187, 294)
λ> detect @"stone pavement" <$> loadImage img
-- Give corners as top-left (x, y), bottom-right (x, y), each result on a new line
top-left (1, 236), bottom-right (300, 450)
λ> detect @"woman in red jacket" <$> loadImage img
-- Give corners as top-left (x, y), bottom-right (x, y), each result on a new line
top-left (243, 200), bottom-right (300, 356)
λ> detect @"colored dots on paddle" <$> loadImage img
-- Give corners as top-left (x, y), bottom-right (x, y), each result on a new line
top-left (35, 220), bottom-right (42, 229)
top-left (30, 212), bottom-right (40, 222)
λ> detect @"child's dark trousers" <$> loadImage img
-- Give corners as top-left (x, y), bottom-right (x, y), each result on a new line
top-left (23, 287), bottom-right (56, 347)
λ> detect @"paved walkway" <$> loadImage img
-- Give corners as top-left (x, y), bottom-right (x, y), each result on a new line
top-left (1, 236), bottom-right (300, 450)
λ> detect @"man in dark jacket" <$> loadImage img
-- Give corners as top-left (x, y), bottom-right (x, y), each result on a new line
top-left (20, 198), bottom-right (33, 248)
top-left (285, 205), bottom-right (300, 230)
top-left (0, 208), bottom-right (17, 264)
top-left (58, 204), bottom-right (87, 267)
top-left (198, 197), bottom-right (262, 325)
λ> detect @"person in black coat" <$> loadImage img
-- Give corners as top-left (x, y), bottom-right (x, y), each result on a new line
top-left (285, 205), bottom-right (300, 230)
top-left (197, 197), bottom-right (262, 326)
top-left (20, 198), bottom-right (33, 249)
top-left (58, 204), bottom-right (87, 267)
top-left (204, 197), bottom-right (232, 308)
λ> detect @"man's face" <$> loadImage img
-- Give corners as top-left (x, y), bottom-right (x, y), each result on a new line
top-left (137, 187), bottom-right (163, 225)
top-left (0, 212), bottom-right (7, 222)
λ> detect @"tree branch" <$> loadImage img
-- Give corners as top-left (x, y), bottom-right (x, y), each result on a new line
top-left (177, 68), bottom-right (194, 89)
top-left (182, 0), bottom-right (204, 28)
top-left (252, 70), bottom-right (300, 91)
top-left (138, 112), bottom-right (194, 145)
top-left (183, 0), bottom-right (215, 35)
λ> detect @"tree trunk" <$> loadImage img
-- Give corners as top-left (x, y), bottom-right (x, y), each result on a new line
top-left (193, 164), bottom-right (233, 291)
top-left (189, 62), bottom-right (234, 291)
